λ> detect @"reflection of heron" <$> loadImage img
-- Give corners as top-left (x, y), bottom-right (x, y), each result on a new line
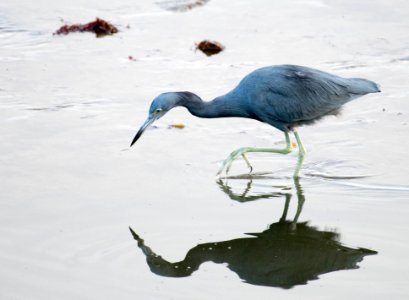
top-left (216, 172), bottom-right (296, 203)
top-left (130, 65), bottom-right (380, 177)
top-left (130, 179), bottom-right (377, 288)
top-left (216, 177), bottom-right (288, 202)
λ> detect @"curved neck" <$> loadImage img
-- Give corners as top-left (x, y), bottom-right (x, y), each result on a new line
top-left (175, 91), bottom-right (251, 119)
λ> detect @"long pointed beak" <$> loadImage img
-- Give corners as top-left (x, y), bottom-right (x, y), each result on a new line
top-left (130, 117), bottom-right (155, 147)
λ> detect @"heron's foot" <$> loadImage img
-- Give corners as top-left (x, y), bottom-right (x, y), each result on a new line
top-left (216, 144), bottom-right (294, 177)
top-left (217, 147), bottom-right (253, 176)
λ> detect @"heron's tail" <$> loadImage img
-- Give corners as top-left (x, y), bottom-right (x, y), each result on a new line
top-left (347, 78), bottom-right (381, 95)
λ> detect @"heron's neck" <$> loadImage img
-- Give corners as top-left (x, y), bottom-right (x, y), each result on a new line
top-left (176, 91), bottom-right (250, 119)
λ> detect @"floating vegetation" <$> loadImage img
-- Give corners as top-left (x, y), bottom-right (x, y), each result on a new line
top-left (54, 18), bottom-right (118, 37)
top-left (195, 40), bottom-right (224, 56)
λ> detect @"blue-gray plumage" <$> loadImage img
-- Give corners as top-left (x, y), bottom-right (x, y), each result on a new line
top-left (131, 64), bottom-right (380, 177)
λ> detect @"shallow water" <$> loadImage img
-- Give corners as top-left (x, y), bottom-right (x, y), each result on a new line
top-left (1, 0), bottom-right (409, 299)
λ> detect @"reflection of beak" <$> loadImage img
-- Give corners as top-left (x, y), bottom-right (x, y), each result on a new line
top-left (130, 116), bottom-right (155, 147)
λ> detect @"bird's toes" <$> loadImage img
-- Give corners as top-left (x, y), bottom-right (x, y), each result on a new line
top-left (217, 156), bottom-right (233, 176)
top-left (225, 157), bottom-right (238, 175)
top-left (216, 162), bottom-right (227, 176)
top-left (225, 163), bottom-right (233, 175)
top-left (219, 148), bottom-right (251, 176)
top-left (216, 168), bottom-right (222, 176)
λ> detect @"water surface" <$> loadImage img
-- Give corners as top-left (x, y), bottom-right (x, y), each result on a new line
top-left (1, 0), bottom-right (409, 299)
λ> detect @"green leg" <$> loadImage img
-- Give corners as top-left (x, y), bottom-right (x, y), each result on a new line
top-left (293, 130), bottom-right (306, 178)
top-left (217, 132), bottom-right (293, 176)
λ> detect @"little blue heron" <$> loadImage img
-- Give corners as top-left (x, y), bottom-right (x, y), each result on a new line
top-left (130, 65), bottom-right (380, 177)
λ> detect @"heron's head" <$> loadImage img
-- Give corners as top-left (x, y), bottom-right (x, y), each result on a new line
top-left (130, 93), bottom-right (181, 146)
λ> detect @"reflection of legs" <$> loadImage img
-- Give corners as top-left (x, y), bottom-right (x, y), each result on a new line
top-left (293, 178), bottom-right (305, 222)
top-left (217, 132), bottom-right (292, 176)
top-left (290, 177), bottom-right (306, 230)
top-left (293, 130), bottom-right (306, 178)
top-left (279, 193), bottom-right (292, 223)
top-left (241, 178), bottom-right (253, 198)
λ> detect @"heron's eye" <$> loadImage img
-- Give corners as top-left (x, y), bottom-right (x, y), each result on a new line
top-left (155, 108), bottom-right (163, 114)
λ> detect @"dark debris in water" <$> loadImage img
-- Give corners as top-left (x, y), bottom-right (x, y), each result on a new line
top-left (26, 104), bottom-right (75, 112)
top-left (195, 40), bottom-right (225, 56)
top-left (156, 0), bottom-right (210, 12)
top-left (54, 18), bottom-right (118, 37)
top-left (391, 56), bottom-right (409, 63)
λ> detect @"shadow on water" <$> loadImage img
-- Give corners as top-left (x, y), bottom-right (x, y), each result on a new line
top-left (130, 178), bottom-right (377, 289)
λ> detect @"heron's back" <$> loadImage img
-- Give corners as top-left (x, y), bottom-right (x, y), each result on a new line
top-left (233, 65), bottom-right (380, 131)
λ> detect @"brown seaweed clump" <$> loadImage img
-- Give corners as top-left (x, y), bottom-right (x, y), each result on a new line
top-left (54, 18), bottom-right (118, 37)
top-left (195, 40), bottom-right (225, 56)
